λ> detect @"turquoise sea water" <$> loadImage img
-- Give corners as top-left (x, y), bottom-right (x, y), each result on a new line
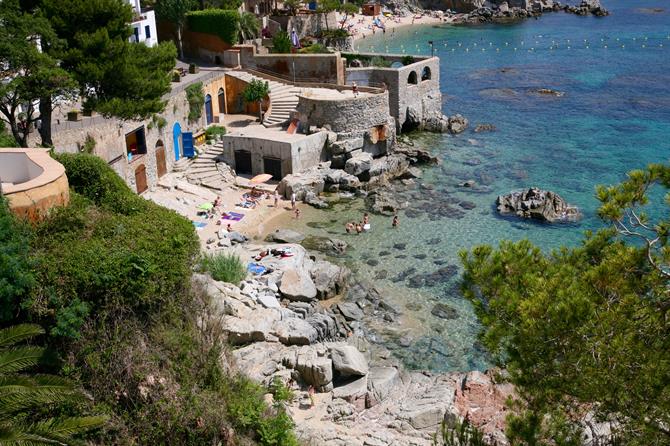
top-left (293, 1), bottom-right (670, 372)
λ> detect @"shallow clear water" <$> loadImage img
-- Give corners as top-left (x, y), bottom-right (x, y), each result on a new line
top-left (292, 1), bottom-right (670, 372)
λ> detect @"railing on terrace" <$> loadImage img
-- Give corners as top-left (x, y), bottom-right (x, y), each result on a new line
top-left (246, 67), bottom-right (387, 94)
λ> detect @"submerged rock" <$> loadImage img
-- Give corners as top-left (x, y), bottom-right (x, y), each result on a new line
top-left (431, 303), bottom-right (459, 320)
top-left (496, 187), bottom-right (580, 222)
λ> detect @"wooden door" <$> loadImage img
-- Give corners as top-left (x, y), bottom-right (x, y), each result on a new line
top-left (135, 164), bottom-right (148, 194)
top-left (156, 146), bottom-right (167, 178)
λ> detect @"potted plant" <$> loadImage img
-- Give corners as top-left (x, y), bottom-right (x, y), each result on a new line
top-left (82, 104), bottom-right (95, 117)
top-left (67, 110), bottom-right (81, 121)
top-left (172, 70), bottom-right (181, 82)
top-left (189, 63), bottom-right (199, 74)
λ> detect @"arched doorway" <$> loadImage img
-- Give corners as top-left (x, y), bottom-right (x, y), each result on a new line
top-left (218, 88), bottom-right (225, 114)
top-left (155, 140), bottom-right (167, 178)
top-left (205, 94), bottom-right (213, 125)
top-left (421, 66), bottom-right (431, 81)
top-left (172, 122), bottom-right (182, 161)
top-left (408, 71), bottom-right (418, 85)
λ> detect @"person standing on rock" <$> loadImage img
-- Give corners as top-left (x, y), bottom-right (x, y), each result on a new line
top-left (308, 385), bottom-right (315, 407)
top-left (291, 192), bottom-right (296, 210)
top-left (274, 190), bottom-right (279, 207)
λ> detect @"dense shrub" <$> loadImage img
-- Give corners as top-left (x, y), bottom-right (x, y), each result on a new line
top-left (205, 124), bottom-right (226, 140)
top-left (319, 28), bottom-right (349, 39)
top-left (186, 9), bottom-right (240, 45)
top-left (0, 121), bottom-right (18, 147)
top-left (272, 31), bottom-right (292, 54)
top-left (13, 153), bottom-right (297, 444)
top-left (299, 43), bottom-right (331, 54)
top-left (402, 55), bottom-right (416, 66)
top-left (0, 197), bottom-right (34, 323)
top-left (186, 82), bottom-right (205, 123)
top-left (200, 252), bottom-right (247, 284)
top-left (28, 154), bottom-right (199, 338)
top-left (370, 56), bottom-right (392, 68)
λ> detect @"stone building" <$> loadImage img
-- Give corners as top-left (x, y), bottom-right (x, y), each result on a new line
top-left (344, 54), bottom-right (443, 132)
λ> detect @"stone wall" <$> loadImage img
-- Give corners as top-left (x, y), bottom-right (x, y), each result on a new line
top-left (345, 55), bottom-right (442, 132)
top-left (295, 92), bottom-right (396, 162)
top-left (49, 86), bottom-right (206, 194)
top-left (271, 12), bottom-right (338, 40)
top-left (236, 45), bottom-right (345, 85)
top-left (296, 92), bottom-right (390, 133)
top-left (219, 131), bottom-right (328, 177)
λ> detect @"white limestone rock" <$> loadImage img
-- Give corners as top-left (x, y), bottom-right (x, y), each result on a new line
top-left (330, 345), bottom-right (369, 376)
top-left (279, 268), bottom-right (318, 301)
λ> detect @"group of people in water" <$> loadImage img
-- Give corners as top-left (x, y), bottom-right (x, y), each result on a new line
top-left (345, 213), bottom-right (399, 234)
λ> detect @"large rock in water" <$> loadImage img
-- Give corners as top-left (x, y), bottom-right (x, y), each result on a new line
top-left (310, 260), bottom-right (349, 299)
top-left (496, 187), bottom-right (580, 222)
top-left (365, 190), bottom-right (408, 216)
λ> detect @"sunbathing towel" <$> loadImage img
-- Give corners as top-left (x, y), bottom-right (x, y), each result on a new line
top-left (222, 212), bottom-right (245, 221)
top-left (192, 221), bottom-right (207, 230)
top-left (247, 263), bottom-right (267, 275)
top-left (236, 201), bottom-right (256, 209)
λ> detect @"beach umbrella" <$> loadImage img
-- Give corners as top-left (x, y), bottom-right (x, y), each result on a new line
top-left (250, 173), bottom-right (273, 184)
top-left (198, 202), bottom-right (213, 210)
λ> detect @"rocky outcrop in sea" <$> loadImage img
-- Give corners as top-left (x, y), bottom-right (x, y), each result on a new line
top-left (496, 187), bottom-right (581, 222)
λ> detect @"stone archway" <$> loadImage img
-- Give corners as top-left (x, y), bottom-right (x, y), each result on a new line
top-left (218, 87), bottom-right (226, 114)
top-left (421, 66), bottom-right (431, 81)
top-left (408, 71), bottom-right (418, 85)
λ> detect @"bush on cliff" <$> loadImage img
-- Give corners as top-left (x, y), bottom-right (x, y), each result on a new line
top-left (186, 9), bottom-right (240, 44)
top-left (5, 153), bottom-right (297, 444)
top-left (461, 164), bottom-right (670, 445)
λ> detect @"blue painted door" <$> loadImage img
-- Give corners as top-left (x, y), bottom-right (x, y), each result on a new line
top-left (205, 94), bottom-right (213, 125)
top-left (172, 122), bottom-right (182, 161)
top-left (182, 132), bottom-right (195, 158)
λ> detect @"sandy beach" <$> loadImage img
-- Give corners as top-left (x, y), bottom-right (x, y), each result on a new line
top-left (343, 11), bottom-right (449, 44)
top-left (143, 173), bottom-right (304, 250)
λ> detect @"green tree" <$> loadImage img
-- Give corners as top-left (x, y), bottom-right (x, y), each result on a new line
top-left (317, 0), bottom-right (340, 29)
top-left (0, 197), bottom-right (34, 323)
top-left (185, 81), bottom-right (204, 123)
top-left (284, 0), bottom-right (301, 15)
top-left (272, 31), bottom-right (292, 53)
top-left (237, 12), bottom-right (260, 43)
top-left (460, 164), bottom-right (670, 445)
top-left (242, 79), bottom-right (270, 123)
top-left (0, 324), bottom-right (105, 444)
top-left (34, 0), bottom-right (176, 145)
top-left (0, 0), bottom-right (76, 147)
top-left (155, 0), bottom-right (197, 59)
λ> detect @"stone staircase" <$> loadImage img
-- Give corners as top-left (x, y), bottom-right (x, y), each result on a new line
top-left (185, 143), bottom-right (234, 191)
top-left (227, 70), bottom-right (300, 128)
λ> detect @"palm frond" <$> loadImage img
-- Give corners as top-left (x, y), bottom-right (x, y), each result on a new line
top-left (0, 325), bottom-right (44, 349)
top-left (0, 375), bottom-right (79, 417)
top-left (0, 422), bottom-right (69, 445)
top-left (0, 348), bottom-right (45, 375)
top-left (32, 416), bottom-right (106, 441)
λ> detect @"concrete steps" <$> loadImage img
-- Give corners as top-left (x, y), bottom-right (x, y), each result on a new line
top-left (226, 70), bottom-right (300, 128)
top-left (184, 145), bottom-right (230, 191)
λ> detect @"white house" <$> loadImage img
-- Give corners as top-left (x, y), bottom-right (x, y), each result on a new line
top-left (128, 0), bottom-right (158, 47)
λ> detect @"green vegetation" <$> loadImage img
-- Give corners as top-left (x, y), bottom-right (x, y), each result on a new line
top-left (0, 323), bottom-right (105, 444)
top-left (79, 133), bottom-right (96, 154)
top-left (238, 12), bottom-right (261, 42)
top-left (272, 31), bottom-right (292, 54)
top-left (434, 417), bottom-right (488, 446)
top-left (0, 122), bottom-right (18, 147)
top-left (0, 153), bottom-right (298, 444)
top-left (460, 163), bottom-right (670, 445)
top-left (147, 113), bottom-right (168, 131)
top-left (199, 252), bottom-right (247, 285)
top-left (402, 55), bottom-right (416, 65)
top-left (0, 0), bottom-right (76, 147)
top-left (205, 124), bottom-right (227, 141)
top-left (155, 0), bottom-right (197, 58)
top-left (242, 79), bottom-right (271, 122)
top-left (320, 28), bottom-right (349, 39)
top-left (186, 82), bottom-right (205, 123)
top-left (35, 0), bottom-right (176, 145)
top-left (370, 56), bottom-right (392, 68)
top-left (0, 197), bottom-right (34, 323)
top-left (187, 9), bottom-right (241, 45)
top-left (284, 0), bottom-right (302, 15)
top-left (299, 43), bottom-right (331, 54)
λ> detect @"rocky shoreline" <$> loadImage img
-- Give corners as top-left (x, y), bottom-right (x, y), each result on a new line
top-left (453, 0), bottom-right (609, 24)
top-left (196, 238), bottom-right (513, 445)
